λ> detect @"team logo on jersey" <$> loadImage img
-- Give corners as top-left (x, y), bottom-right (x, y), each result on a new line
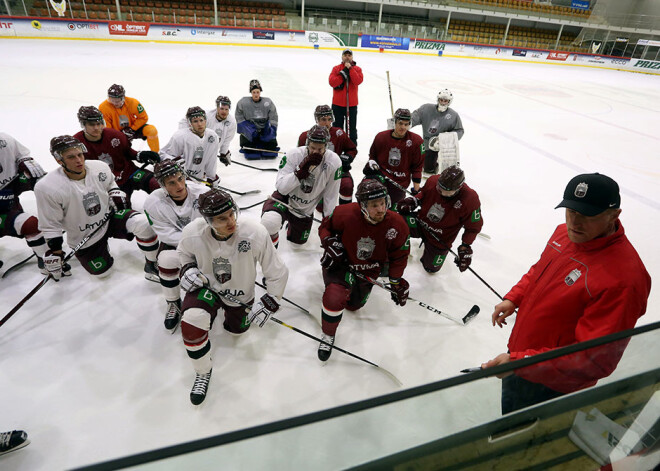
top-left (386, 228), bottom-right (398, 240)
top-left (565, 268), bottom-right (582, 286)
top-left (445, 114), bottom-right (453, 120)
top-left (238, 240), bottom-right (251, 253)
top-left (193, 146), bottom-right (204, 165)
top-left (454, 200), bottom-right (462, 209)
top-left (98, 172), bottom-right (107, 182)
top-left (388, 148), bottom-right (402, 167)
top-left (574, 182), bottom-right (588, 198)
top-left (336, 129), bottom-right (343, 136)
top-left (406, 140), bottom-right (412, 147)
top-left (212, 256), bottom-right (232, 284)
top-left (356, 236), bottom-right (376, 260)
top-left (111, 138), bottom-right (120, 148)
top-left (176, 215), bottom-right (191, 229)
top-left (300, 173), bottom-right (315, 194)
top-left (82, 192), bottom-right (101, 216)
top-left (0, 139), bottom-right (6, 149)
top-left (427, 203), bottom-right (445, 223)
top-left (208, 135), bottom-right (216, 143)
top-left (264, 101), bottom-right (271, 107)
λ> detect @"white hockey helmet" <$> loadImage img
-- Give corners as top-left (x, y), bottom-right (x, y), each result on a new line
top-left (437, 89), bottom-right (453, 112)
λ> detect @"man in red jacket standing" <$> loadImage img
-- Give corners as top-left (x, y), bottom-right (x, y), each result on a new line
top-left (483, 173), bottom-right (651, 414)
top-left (329, 49), bottom-right (363, 145)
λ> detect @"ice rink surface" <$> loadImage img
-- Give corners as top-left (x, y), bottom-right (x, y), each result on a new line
top-left (0, 39), bottom-right (658, 470)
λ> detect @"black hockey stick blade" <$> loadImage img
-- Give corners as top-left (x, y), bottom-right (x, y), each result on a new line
top-left (240, 199), bottom-right (267, 210)
top-left (462, 305), bottom-right (480, 325)
top-left (2, 253), bottom-right (36, 279)
top-left (233, 160), bottom-right (278, 172)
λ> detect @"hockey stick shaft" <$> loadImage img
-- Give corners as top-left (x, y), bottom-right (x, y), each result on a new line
top-left (352, 271), bottom-right (478, 326)
top-left (416, 219), bottom-right (504, 301)
top-left (242, 146), bottom-right (286, 155)
top-left (217, 185), bottom-right (261, 196)
top-left (345, 74), bottom-right (350, 135)
top-left (378, 171), bottom-right (415, 197)
top-left (386, 70), bottom-right (394, 116)
top-left (268, 196), bottom-right (322, 224)
top-left (232, 160), bottom-right (278, 173)
top-left (255, 281), bottom-right (314, 317)
top-left (239, 199), bottom-right (266, 210)
top-left (1, 253), bottom-right (36, 279)
top-left (206, 286), bottom-right (401, 386)
top-left (1, 211), bottom-right (113, 328)
top-left (0, 174), bottom-right (20, 191)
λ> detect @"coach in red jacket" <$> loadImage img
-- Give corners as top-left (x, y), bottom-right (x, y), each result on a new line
top-left (329, 49), bottom-right (363, 145)
top-left (483, 173), bottom-right (651, 414)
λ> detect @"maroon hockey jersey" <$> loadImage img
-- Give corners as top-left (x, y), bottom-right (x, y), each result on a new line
top-left (74, 128), bottom-right (138, 186)
top-left (369, 130), bottom-right (424, 189)
top-left (319, 203), bottom-right (410, 279)
top-left (298, 126), bottom-right (357, 159)
top-left (415, 177), bottom-right (483, 248)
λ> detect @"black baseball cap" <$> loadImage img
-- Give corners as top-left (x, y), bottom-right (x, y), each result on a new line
top-left (555, 173), bottom-right (620, 217)
top-left (342, 49), bottom-right (353, 55)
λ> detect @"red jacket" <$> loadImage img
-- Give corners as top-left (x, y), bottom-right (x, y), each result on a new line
top-left (506, 222), bottom-right (651, 393)
top-left (329, 63), bottom-right (364, 107)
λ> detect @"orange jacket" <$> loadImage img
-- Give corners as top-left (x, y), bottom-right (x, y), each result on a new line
top-left (99, 96), bottom-right (149, 131)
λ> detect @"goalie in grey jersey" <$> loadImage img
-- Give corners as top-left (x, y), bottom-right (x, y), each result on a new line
top-left (411, 88), bottom-right (464, 174)
top-left (143, 160), bottom-right (208, 331)
top-left (177, 188), bottom-right (288, 405)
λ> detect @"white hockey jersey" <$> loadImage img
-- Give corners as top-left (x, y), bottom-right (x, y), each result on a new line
top-left (0, 132), bottom-right (31, 189)
top-left (34, 160), bottom-right (116, 248)
top-left (177, 218), bottom-right (288, 306)
top-left (160, 128), bottom-right (220, 181)
top-left (275, 146), bottom-right (342, 218)
top-left (178, 109), bottom-right (236, 156)
top-left (143, 181), bottom-right (208, 247)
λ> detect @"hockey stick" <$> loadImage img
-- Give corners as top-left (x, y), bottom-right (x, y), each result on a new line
top-left (206, 286), bottom-right (402, 386)
top-left (0, 174), bottom-right (20, 191)
top-left (0, 211), bottom-right (113, 328)
top-left (386, 70), bottom-right (394, 117)
top-left (241, 146), bottom-right (286, 155)
top-left (232, 160), bottom-right (278, 173)
top-left (217, 185), bottom-right (261, 196)
top-left (268, 196), bottom-right (322, 224)
top-left (239, 199), bottom-right (266, 210)
top-left (345, 79), bottom-right (351, 137)
top-left (352, 271), bottom-right (480, 326)
top-left (1, 253), bottom-right (36, 279)
top-left (417, 219), bottom-right (503, 300)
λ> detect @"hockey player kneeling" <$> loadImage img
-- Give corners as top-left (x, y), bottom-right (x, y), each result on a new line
top-left (317, 179), bottom-right (410, 361)
top-left (177, 188), bottom-right (288, 405)
top-left (397, 166), bottom-right (482, 274)
top-left (34, 135), bottom-right (159, 280)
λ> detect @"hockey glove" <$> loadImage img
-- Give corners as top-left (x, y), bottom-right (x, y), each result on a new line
top-left (218, 151), bottom-right (232, 166)
top-left (122, 127), bottom-right (136, 141)
top-left (108, 188), bottom-right (130, 212)
top-left (237, 120), bottom-right (259, 141)
top-left (454, 244), bottom-right (473, 272)
top-left (410, 187), bottom-right (421, 196)
top-left (429, 135), bottom-right (441, 152)
top-left (294, 151), bottom-right (323, 180)
top-left (362, 160), bottom-right (380, 177)
top-left (339, 67), bottom-right (350, 81)
top-left (261, 123), bottom-right (277, 142)
top-left (136, 150), bottom-right (160, 165)
top-left (320, 235), bottom-right (346, 270)
top-left (180, 264), bottom-right (209, 292)
top-left (17, 157), bottom-right (46, 179)
top-left (44, 250), bottom-right (64, 281)
top-left (397, 197), bottom-right (418, 215)
top-left (206, 175), bottom-right (221, 188)
top-left (339, 153), bottom-right (352, 172)
top-left (389, 277), bottom-right (409, 306)
top-left (249, 293), bottom-right (280, 328)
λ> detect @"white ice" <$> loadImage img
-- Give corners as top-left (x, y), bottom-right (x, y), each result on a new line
top-left (0, 39), bottom-right (658, 470)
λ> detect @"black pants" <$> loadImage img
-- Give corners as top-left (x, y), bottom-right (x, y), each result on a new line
top-left (332, 104), bottom-right (358, 145)
top-left (501, 374), bottom-right (565, 414)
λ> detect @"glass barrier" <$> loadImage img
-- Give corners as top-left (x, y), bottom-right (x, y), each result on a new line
top-left (75, 321), bottom-right (660, 470)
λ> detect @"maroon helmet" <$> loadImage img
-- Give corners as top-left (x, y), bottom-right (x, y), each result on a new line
top-left (436, 165), bottom-right (465, 192)
top-left (215, 96), bottom-right (231, 108)
top-left (77, 106), bottom-right (104, 125)
top-left (249, 79), bottom-right (262, 92)
top-left (50, 135), bottom-right (86, 160)
top-left (198, 188), bottom-right (237, 223)
top-left (393, 108), bottom-right (412, 122)
top-left (355, 178), bottom-right (391, 219)
top-left (186, 106), bottom-right (206, 123)
top-left (153, 160), bottom-right (184, 186)
top-left (107, 84), bottom-right (125, 98)
top-left (305, 124), bottom-right (331, 146)
top-left (314, 105), bottom-right (334, 123)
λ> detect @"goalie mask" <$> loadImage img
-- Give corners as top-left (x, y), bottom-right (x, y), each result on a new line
top-left (437, 89), bottom-right (453, 112)
top-left (249, 79), bottom-right (263, 92)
